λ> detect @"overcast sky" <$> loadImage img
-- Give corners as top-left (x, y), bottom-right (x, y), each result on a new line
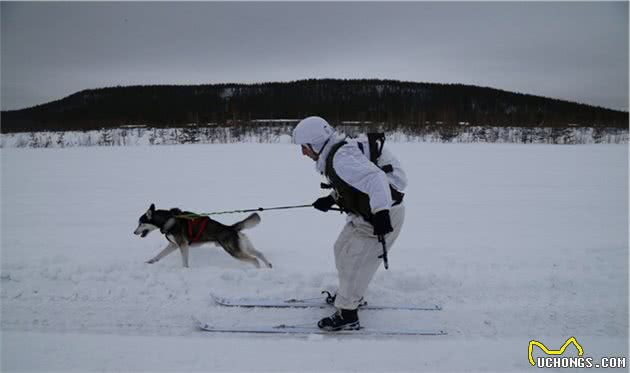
top-left (1, 2), bottom-right (628, 111)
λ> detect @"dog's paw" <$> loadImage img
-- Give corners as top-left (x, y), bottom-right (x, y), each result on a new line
top-left (267, 263), bottom-right (273, 269)
top-left (146, 259), bottom-right (157, 264)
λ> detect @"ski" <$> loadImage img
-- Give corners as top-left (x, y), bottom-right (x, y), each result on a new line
top-left (210, 293), bottom-right (442, 311)
top-left (196, 320), bottom-right (446, 336)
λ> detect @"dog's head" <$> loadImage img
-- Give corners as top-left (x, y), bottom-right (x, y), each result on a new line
top-left (134, 204), bottom-right (159, 238)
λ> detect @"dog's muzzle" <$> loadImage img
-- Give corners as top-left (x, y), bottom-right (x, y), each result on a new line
top-left (134, 227), bottom-right (150, 238)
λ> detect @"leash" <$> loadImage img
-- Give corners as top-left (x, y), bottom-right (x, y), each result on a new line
top-left (177, 204), bottom-right (342, 218)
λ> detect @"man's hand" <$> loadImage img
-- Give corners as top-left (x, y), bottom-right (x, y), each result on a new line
top-left (313, 195), bottom-right (336, 212)
top-left (373, 210), bottom-right (393, 236)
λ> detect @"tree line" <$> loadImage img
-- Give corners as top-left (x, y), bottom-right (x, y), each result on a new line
top-left (4, 125), bottom-right (627, 149)
top-left (1, 79), bottom-right (627, 133)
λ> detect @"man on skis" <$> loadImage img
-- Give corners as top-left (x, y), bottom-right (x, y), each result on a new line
top-left (292, 116), bottom-right (407, 331)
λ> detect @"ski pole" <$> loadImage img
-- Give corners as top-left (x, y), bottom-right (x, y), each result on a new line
top-left (377, 235), bottom-right (389, 270)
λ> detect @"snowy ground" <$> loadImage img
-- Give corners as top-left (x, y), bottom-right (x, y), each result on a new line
top-left (1, 143), bottom-right (628, 372)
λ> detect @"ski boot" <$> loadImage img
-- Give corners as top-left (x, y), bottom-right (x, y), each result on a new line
top-left (317, 308), bottom-right (360, 331)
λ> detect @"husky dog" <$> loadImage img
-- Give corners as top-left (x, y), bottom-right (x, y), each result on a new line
top-left (134, 204), bottom-right (272, 268)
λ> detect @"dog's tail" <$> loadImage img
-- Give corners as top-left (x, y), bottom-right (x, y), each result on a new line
top-left (232, 213), bottom-right (261, 231)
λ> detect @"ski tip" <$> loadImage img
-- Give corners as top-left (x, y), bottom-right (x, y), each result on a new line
top-left (210, 293), bottom-right (225, 304)
top-left (191, 316), bottom-right (206, 329)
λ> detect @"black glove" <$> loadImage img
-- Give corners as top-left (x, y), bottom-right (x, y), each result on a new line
top-left (313, 195), bottom-right (336, 212)
top-left (372, 210), bottom-right (393, 236)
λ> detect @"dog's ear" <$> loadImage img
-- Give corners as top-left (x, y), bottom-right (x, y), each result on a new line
top-left (146, 203), bottom-right (155, 219)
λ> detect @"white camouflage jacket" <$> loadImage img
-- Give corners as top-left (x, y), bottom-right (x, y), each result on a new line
top-left (315, 134), bottom-right (407, 214)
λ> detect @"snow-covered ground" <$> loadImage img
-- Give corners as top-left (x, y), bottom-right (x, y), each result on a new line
top-left (1, 143), bottom-right (628, 372)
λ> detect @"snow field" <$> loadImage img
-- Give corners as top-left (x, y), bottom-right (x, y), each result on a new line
top-left (1, 143), bottom-right (628, 372)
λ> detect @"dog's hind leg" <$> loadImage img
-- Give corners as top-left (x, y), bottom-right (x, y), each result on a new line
top-left (147, 243), bottom-right (177, 264)
top-left (237, 255), bottom-right (260, 268)
top-left (218, 238), bottom-right (261, 268)
top-left (249, 248), bottom-right (272, 269)
top-left (239, 233), bottom-right (272, 268)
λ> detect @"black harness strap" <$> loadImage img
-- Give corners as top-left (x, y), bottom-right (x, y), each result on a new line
top-left (357, 135), bottom-right (394, 174)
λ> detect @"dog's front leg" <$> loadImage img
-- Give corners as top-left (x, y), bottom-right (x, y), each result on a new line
top-left (146, 243), bottom-right (177, 264)
top-left (179, 242), bottom-right (190, 268)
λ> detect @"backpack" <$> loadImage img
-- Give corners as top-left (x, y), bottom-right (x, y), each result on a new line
top-left (320, 132), bottom-right (392, 191)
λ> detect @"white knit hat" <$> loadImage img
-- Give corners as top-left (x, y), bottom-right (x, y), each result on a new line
top-left (292, 116), bottom-right (335, 153)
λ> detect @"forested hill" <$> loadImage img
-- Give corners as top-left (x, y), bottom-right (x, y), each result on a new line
top-left (1, 79), bottom-right (627, 133)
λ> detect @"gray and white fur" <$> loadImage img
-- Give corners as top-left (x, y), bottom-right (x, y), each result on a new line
top-left (133, 204), bottom-right (272, 268)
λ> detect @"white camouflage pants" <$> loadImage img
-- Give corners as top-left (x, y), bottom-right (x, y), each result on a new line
top-left (333, 203), bottom-right (405, 310)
